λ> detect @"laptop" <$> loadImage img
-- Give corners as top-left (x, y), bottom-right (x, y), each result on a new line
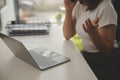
top-left (0, 33), bottom-right (70, 70)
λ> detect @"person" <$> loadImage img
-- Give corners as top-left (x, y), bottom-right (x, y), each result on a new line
top-left (63, 0), bottom-right (120, 80)
top-left (63, 0), bottom-right (117, 53)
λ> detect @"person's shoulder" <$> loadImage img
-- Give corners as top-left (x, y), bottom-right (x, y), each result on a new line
top-left (98, 0), bottom-right (114, 10)
top-left (96, 0), bottom-right (117, 15)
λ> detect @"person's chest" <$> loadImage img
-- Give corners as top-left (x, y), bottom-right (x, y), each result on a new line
top-left (75, 8), bottom-right (100, 39)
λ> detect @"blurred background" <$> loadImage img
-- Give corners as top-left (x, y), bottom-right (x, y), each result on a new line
top-left (18, 0), bottom-right (65, 23)
top-left (0, 0), bottom-right (112, 32)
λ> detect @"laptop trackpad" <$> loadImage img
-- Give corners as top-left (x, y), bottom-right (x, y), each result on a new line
top-left (29, 47), bottom-right (70, 69)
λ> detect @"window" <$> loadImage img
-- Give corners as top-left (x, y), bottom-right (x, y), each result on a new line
top-left (17, 0), bottom-right (65, 24)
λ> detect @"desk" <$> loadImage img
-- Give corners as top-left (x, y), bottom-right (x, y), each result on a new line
top-left (0, 24), bottom-right (97, 80)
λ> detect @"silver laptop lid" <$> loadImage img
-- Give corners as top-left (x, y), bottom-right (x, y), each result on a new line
top-left (0, 33), bottom-right (39, 69)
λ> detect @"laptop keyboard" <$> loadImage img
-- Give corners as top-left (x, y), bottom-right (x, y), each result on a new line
top-left (29, 50), bottom-right (57, 69)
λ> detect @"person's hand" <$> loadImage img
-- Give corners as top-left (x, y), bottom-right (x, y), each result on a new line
top-left (64, 0), bottom-right (77, 12)
top-left (82, 17), bottom-right (99, 35)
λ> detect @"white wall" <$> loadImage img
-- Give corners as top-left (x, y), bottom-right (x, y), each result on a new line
top-left (0, 14), bottom-right (2, 32)
top-left (1, 0), bottom-right (16, 32)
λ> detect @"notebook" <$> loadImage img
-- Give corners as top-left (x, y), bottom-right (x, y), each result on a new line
top-left (5, 21), bottom-right (51, 36)
top-left (0, 33), bottom-right (70, 70)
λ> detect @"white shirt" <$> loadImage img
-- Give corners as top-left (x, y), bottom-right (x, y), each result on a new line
top-left (72, 0), bottom-right (117, 52)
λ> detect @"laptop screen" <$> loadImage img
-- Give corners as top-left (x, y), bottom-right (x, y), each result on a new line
top-left (0, 33), bottom-right (39, 69)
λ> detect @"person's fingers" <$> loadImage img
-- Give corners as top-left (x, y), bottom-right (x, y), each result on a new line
top-left (94, 17), bottom-right (99, 24)
top-left (85, 18), bottom-right (93, 29)
top-left (82, 23), bottom-right (88, 33)
top-left (95, 24), bottom-right (99, 28)
top-left (87, 18), bottom-right (92, 28)
top-left (91, 17), bottom-right (99, 28)
top-left (84, 18), bottom-right (99, 33)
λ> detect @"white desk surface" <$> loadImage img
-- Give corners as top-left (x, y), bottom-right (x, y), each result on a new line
top-left (0, 24), bottom-right (97, 80)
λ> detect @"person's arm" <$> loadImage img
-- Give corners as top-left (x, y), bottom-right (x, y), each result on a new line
top-left (90, 25), bottom-right (116, 52)
top-left (63, 14), bottom-right (76, 40)
top-left (83, 18), bottom-right (116, 53)
top-left (63, 0), bottom-right (77, 40)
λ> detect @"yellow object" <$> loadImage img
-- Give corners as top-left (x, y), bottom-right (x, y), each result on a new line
top-left (55, 12), bottom-right (62, 20)
top-left (72, 34), bottom-right (83, 51)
